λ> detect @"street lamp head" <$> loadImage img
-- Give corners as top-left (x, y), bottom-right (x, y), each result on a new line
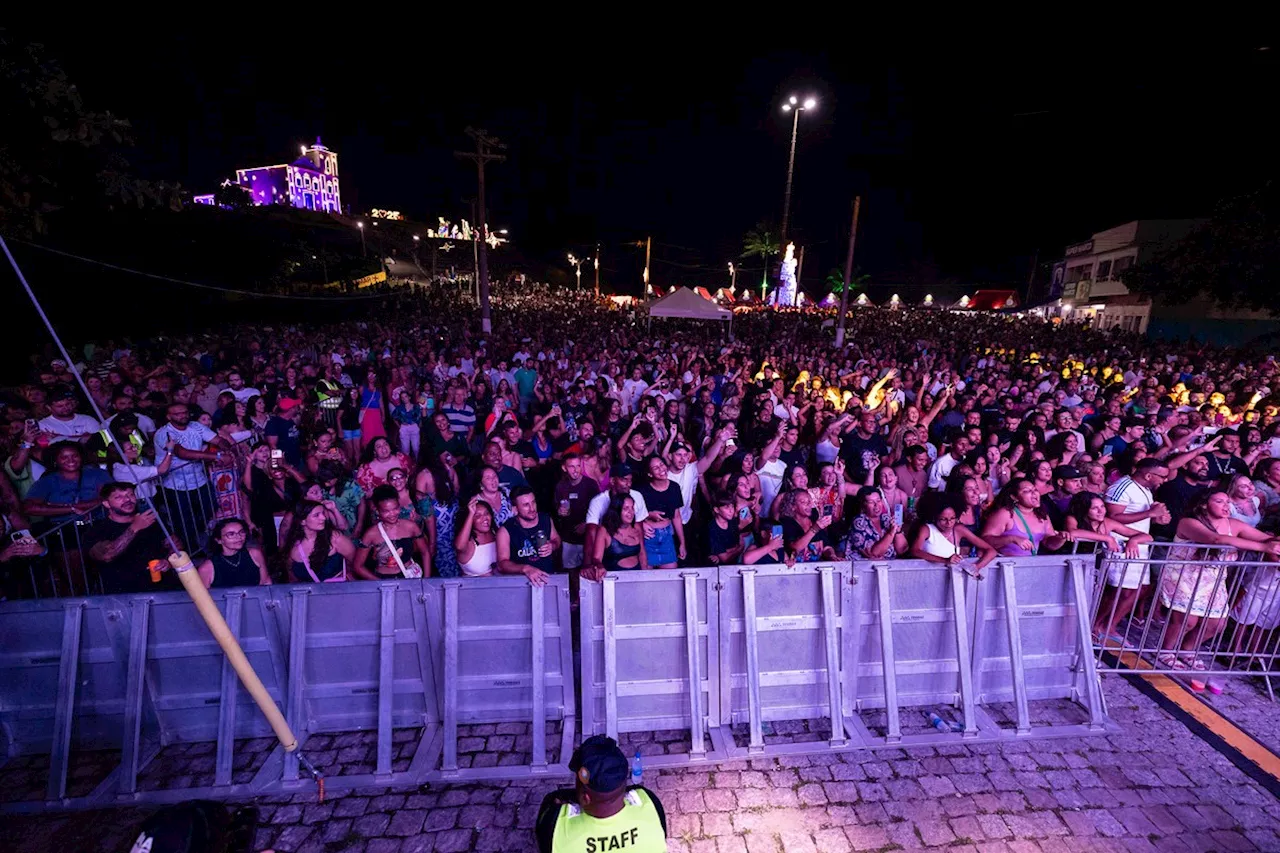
top-left (357, 222), bottom-right (364, 229)
top-left (789, 96), bottom-right (798, 105)
top-left (498, 229), bottom-right (508, 234)
top-left (413, 235), bottom-right (420, 241)
top-left (781, 104), bottom-right (792, 113)
top-left (804, 97), bottom-right (816, 110)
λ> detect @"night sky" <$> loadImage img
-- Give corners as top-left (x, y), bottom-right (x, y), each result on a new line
top-left (41, 26), bottom-right (1278, 294)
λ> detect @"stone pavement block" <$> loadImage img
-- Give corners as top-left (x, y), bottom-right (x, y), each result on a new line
top-left (703, 788), bottom-right (737, 811)
top-left (715, 835), bottom-right (748, 853)
top-left (273, 824), bottom-right (315, 852)
top-left (915, 818), bottom-right (956, 846)
top-left (777, 830), bottom-right (817, 852)
top-left (1208, 831), bottom-right (1258, 852)
top-left (386, 810), bottom-right (426, 837)
top-left (434, 829), bottom-right (480, 852)
top-left (354, 813), bottom-right (391, 837)
top-left (843, 824), bottom-right (890, 851)
top-left (365, 840), bottom-right (402, 853)
top-left (822, 781), bottom-right (860, 803)
top-left (976, 814), bottom-right (1012, 840)
top-left (796, 782), bottom-right (826, 806)
top-left (334, 797), bottom-right (370, 817)
top-left (949, 815), bottom-right (984, 843)
top-left (700, 812), bottom-right (734, 837)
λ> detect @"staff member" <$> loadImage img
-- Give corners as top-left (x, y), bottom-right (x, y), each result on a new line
top-left (535, 735), bottom-right (668, 852)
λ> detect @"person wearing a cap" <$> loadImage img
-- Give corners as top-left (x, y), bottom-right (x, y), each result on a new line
top-left (37, 385), bottom-right (102, 443)
top-left (535, 735), bottom-right (668, 853)
top-left (265, 396), bottom-right (304, 469)
top-left (583, 463), bottom-right (649, 564)
top-left (1042, 465), bottom-right (1086, 530)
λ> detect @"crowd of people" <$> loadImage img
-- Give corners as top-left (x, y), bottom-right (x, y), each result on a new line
top-left (4, 280), bottom-right (1280, 674)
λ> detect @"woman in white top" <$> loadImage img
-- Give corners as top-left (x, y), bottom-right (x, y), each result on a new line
top-left (909, 498), bottom-right (996, 572)
top-left (454, 496), bottom-right (498, 577)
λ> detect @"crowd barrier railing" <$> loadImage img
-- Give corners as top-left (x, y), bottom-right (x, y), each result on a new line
top-left (1, 557), bottom-right (1115, 812)
top-left (0, 575), bottom-right (574, 813)
top-left (1089, 542), bottom-right (1280, 695)
top-left (579, 557), bottom-right (1114, 767)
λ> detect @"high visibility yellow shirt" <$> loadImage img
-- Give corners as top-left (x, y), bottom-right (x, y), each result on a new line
top-left (551, 788), bottom-right (667, 852)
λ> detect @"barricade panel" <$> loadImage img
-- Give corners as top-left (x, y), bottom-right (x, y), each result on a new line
top-left (424, 575), bottom-right (574, 780)
top-left (579, 569), bottom-right (720, 761)
top-left (718, 563), bottom-right (852, 753)
top-left (0, 599), bottom-right (124, 757)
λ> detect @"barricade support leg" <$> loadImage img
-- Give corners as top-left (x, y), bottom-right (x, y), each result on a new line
top-left (682, 571), bottom-right (706, 757)
top-left (998, 561), bottom-right (1032, 734)
top-left (948, 566), bottom-right (979, 737)
top-left (819, 566), bottom-right (847, 747)
top-left (375, 584), bottom-right (396, 780)
top-left (873, 564), bottom-right (901, 743)
top-left (441, 582), bottom-right (460, 774)
top-left (531, 582), bottom-right (548, 770)
top-left (740, 569), bottom-right (765, 752)
top-left (119, 598), bottom-right (153, 795)
top-left (603, 575), bottom-right (619, 742)
top-left (214, 593), bottom-right (245, 786)
top-left (282, 589), bottom-right (309, 783)
top-left (1068, 559), bottom-right (1106, 730)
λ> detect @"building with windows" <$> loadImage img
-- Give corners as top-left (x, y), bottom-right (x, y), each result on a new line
top-left (193, 137), bottom-right (342, 213)
top-left (1041, 218), bottom-right (1280, 343)
top-left (1047, 220), bottom-right (1197, 334)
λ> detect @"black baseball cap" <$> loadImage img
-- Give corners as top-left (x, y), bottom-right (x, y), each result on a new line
top-left (610, 462), bottom-right (633, 478)
top-left (1053, 465), bottom-right (1084, 482)
top-left (569, 735), bottom-right (630, 793)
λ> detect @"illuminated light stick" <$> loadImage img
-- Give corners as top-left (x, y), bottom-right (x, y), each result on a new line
top-left (0, 235), bottom-right (328, 799)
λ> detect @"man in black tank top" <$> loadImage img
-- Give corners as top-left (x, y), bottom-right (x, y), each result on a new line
top-left (497, 486), bottom-right (559, 585)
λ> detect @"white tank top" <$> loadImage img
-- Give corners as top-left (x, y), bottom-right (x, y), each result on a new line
top-left (920, 523), bottom-right (961, 559)
top-left (460, 540), bottom-right (497, 577)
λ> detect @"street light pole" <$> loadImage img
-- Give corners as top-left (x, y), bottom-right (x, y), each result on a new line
top-left (779, 95), bottom-right (816, 248)
top-left (357, 221), bottom-right (366, 256)
top-left (728, 261), bottom-right (736, 294)
top-left (594, 243), bottom-right (600, 297)
top-left (455, 128), bottom-right (506, 334)
top-left (568, 253), bottom-right (584, 290)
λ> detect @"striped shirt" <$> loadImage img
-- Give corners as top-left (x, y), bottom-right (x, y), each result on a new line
top-left (440, 402), bottom-right (476, 436)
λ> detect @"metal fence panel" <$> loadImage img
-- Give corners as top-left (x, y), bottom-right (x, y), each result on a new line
top-left (718, 563), bottom-right (853, 754)
top-left (579, 569), bottom-right (722, 765)
top-left (423, 575), bottom-right (575, 780)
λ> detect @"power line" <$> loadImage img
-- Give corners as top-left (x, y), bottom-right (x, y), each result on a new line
top-left (6, 240), bottom-right (395, 301)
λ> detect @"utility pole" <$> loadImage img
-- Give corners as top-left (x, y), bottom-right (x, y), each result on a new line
top-left (455, 128), bottom-right (506, 333)
top-left (1024, 248), bottom-right (1039, 307)
top-left (594, 243), bottom-right (601, 297)
top-left (642, 236), bottom-right (652, 296)
top-left (834, 196), bottom-right (861, 348)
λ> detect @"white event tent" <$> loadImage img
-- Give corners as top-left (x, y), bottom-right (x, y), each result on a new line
top-left (645, 286), bottom-right (734, 337)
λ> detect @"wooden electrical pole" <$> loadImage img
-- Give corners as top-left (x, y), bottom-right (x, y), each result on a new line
top-left (643, 236), bottom-right (652, 296)
top-left (455, 128), bottom-right (506, 333)
top-left (834, 196), bottom-right (861, 348)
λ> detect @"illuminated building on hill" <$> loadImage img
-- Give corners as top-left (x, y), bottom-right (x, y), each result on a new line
top-left (193, 137), bottom-right (342, 213)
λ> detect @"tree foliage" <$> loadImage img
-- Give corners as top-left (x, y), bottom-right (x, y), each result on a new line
top-left (825, 268), bottom-right (870, 295)
top-left (1125, 183), bottom-right (1280, 314)
top-left (0, 32), bottom-right (180, 235)
top-left (741, 222), bottom-right (778, 292)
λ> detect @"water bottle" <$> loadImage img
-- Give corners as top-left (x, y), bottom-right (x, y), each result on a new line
top-left (928, 712), bottom-right (950, 733)
top-left (631, 749), bottom-right (643, 785)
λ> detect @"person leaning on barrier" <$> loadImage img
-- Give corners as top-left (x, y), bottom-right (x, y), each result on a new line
top-left (85, 482), bottom-right (183, 594)
top-left (497, 485), bottom-right (558, 586)
top-left (535, 735), bottom-right (668, 853)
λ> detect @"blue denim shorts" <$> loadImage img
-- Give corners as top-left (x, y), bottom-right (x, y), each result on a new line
top-left (341, 429), bottom-right (362, 441)
top-left (644, 524), bottom-right (678, 565)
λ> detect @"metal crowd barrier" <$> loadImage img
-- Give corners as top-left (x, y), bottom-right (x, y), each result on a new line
top-left (0, 576), bottom-right (574, 813)
top-left (1089, 542), bottom-right (1280, 696)
top-left (580, 557), bottom-right (1114, 767)
top-left (2, 558), bottom-right (1114, 812)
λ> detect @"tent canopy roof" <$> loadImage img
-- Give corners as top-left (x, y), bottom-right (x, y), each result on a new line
top-left (647, 286), bottom-right (732, 320)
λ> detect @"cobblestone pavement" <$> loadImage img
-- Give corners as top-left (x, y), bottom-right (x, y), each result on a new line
top-left (9, 676), bottom-right (1280, 853)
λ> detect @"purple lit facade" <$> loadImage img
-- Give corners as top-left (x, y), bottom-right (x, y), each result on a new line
top-left (210, 137), bottom-right (342, 213)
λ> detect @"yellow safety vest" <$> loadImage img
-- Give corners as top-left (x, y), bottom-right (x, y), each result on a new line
top-left (551, 788), bottom-right (667, 852)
